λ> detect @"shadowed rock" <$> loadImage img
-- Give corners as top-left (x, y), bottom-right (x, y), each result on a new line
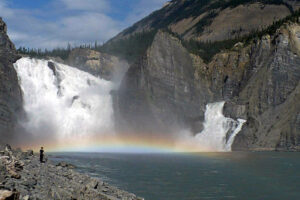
top-left (0, 18), bottom-right (23, 145)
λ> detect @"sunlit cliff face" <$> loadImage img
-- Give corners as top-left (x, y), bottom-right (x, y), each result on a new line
top-left (14, 58), bottom-right (245, 153)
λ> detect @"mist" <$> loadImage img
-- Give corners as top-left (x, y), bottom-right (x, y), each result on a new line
top-left (12, 57), bottom-right (245, 152)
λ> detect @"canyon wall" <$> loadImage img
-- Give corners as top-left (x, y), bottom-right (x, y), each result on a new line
top-left (0, 18), bottom-right (23, 144)
top-left (116, 23), bottom-right (300, 151)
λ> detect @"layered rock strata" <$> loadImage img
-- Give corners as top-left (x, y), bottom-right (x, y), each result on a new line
top-left (116, 23), bottom-right (300, 151)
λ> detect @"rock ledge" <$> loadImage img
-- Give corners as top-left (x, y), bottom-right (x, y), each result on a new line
top-left (0, 145), bottom-right (143, 200)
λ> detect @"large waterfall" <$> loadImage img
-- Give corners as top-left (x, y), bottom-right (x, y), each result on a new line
top-left (14, 58), bottom-right (245, 152)
top-left (195, 102), bottom-right (246, 151)
top-left (14, 58), bottom-right (114, 141)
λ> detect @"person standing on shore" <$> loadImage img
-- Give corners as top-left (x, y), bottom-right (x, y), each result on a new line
top-left (40, 147), bottom-right (44, 163)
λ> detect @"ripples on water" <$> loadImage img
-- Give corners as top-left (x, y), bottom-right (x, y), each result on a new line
top-left (50, 152), bottom-right (300, 200)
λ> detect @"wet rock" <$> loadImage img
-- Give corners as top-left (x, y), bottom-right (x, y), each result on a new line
top-left (223, 101), bottom-right (247, 120)
top-left (47, 62), bottom-right (56, 76)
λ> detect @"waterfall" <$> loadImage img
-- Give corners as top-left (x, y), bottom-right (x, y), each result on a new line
top-left (195, 102), bottom-right (246, 151)
top-left (14, 58), bottom-right (114, 140)
top-left (14, 58), bottom-right (245, 152)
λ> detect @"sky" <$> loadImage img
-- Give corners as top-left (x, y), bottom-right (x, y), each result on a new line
top-left (0, 0), bottom-right (168, 49)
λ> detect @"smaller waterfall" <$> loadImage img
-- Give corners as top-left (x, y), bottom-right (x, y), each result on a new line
top-left (195, 102), bottom-right (246, 151)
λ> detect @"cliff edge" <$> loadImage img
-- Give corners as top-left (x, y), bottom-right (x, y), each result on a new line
top-left (0, 18), bottom-right (23, 144)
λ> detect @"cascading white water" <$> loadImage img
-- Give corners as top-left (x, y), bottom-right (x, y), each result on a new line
top-left (195, 102), bottom-right (246, 151)
top-left (14, 57), bottom-right (245, 152)
top-left (14, 57), bottom-right (114, 140)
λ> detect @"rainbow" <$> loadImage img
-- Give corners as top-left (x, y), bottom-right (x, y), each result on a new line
top-left (19, 133), bottom-right (219, 153)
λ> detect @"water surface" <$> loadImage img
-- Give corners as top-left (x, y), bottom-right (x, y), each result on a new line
top-left (50, 152), bottom-right (300, 200)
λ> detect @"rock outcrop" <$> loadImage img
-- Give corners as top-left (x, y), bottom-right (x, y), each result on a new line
top-left (116, 22), bottom-right (300, 151)
top-left (0, 18), bottom-right (23, 144)
top-left (0, 145), bottom-right (142, 200)
top-left (115, 31), bottom-right (206, 133)
top-left (66, 48), bottom-right (129, 81)
top-left (232, 23), bottom-right (300, 151)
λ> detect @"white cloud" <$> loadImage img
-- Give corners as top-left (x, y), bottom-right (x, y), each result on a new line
top-left (59, 13), bottom-right (120, 42)
top-left (60, 0), bottom-right (110, 12)
top-left (1, 0), bottom-right (119, 49)
top-left (9, 31), bottom-right (30, 41)
top-left (0, 0), bottom-right (168, 49)
top-left (125, 0), bottom-right (167, 25)
top-left (7, 12), bottom-right (120, 49)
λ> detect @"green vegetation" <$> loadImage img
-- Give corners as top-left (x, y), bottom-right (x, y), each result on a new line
top-left (117, 0), bottom-right (294, 63)
top-left (96, 30), bottom-right (157, 63)
top-left (243, 8), bottom-right (300, 44)
top-left (17, 46), bottom-right (72, 60)
top-left (182, 39), bottom-right (240, 63)
top-left (209, 0), bottom-right (289, 10)
top-left (17, 31), bottom-right (157, 64)
top-left (17, 42), bottom-right (104, 60)
top-left (181, 8), bottom-right (300, 63)
top-left (18, 1), bottom-right (299, 64)
top-left (123, 0), bottom-right (290, 36)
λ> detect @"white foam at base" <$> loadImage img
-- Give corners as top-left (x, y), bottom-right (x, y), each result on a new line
top-left (195, 102), bottom-right (246, 151)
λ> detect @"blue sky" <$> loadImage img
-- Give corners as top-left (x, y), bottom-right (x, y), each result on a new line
top-left (0, 0), bottom-right (168, 49)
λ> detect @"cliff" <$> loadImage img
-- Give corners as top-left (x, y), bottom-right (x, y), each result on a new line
top-left (101, 0), bottom-right (300, 68)
top-left (116, 22), bottom-right (300, 151)
top-left (0, 18), bottom-right (23, 144)
top-left (232, 23), bottom-right (300, 151)
top-left (65, 48), bottom-right (129, 81)
top-left (115, 31), bottom-right (207, 133)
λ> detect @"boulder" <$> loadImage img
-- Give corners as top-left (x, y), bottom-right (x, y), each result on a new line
top-left (22, 195), bottom-right (29, 200)
top-left (0, 190), bottom-right (19, 200)
top-left (56, 162), bottom-right (75, 169)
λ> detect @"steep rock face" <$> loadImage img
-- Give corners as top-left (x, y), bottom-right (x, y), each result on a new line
top-left (117, 23), bottom-right (300, 151)
top-left (116, 31), bottom-right (206, 133)
top-left (116, 31), bottom-right (251, 133)
top-left (0, 18), bottom-right (23, 144)
top-left (66, 48), bottom-right (128, 81)
top-left (232, 24), bottom-right (300, 151)
top-left (112, 0), bottom-right (297, 43)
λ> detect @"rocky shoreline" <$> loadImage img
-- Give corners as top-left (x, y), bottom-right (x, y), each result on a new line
top-left (0, 145), bottom-right (143, 200)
